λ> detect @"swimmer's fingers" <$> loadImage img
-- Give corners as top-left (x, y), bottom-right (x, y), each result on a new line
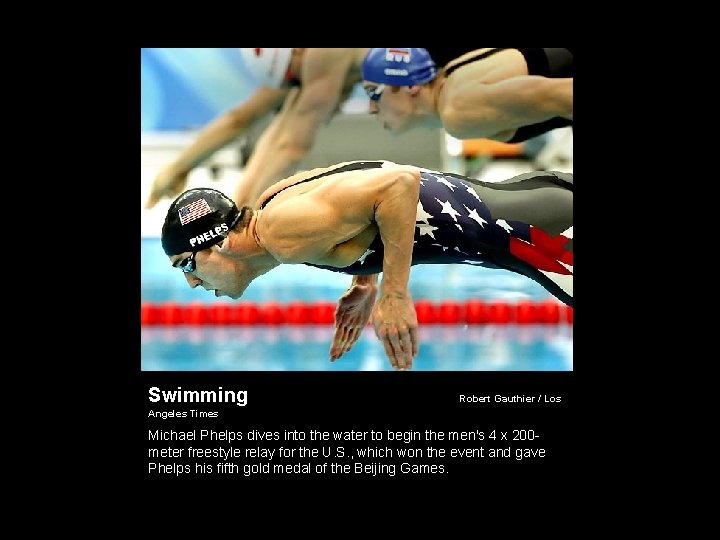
top-left (372, 294), bottom-right (418, 370)
top-left (331, 287), bottom-right (374, 362)
top-left (376, 326), bottom-right (414, 371)
top-left (409, 325), bottom-right (419, 357)
top-left (341, 324), bottom-right (364, 357)
top-left (329, 325), bottom-right (348, 361)
top-left (330, 324), bottom-right (364, 361)
top-left (145, 168), bottom-right (190, 209)
top-left (145, 194), bottom-right (160, 210)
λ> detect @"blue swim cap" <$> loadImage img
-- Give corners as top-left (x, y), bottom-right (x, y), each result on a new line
top-left (362, 48), bottom-right (437, 86)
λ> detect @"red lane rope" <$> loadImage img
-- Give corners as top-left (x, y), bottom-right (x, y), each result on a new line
top-left (141, 300), bottom-right (573, 326)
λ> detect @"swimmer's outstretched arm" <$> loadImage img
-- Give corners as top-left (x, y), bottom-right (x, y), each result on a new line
top-left (441, 76), bottom-right (573, 140)
top-left (330, 274), bottom-right (378, 361)
top-left (145, 87), bottom-right (287, 209)
top-left (371, 170), bottom-right (421, 370)
top-left (259, 166), bottom-right (421, 369)
top-left (233, 50), bottom-right (352, 208)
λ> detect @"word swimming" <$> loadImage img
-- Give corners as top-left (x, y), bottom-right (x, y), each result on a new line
top-left (148, 386), bottom-right (247, 407)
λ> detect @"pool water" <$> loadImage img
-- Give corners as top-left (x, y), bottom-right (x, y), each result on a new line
top-left (141, 238), bottom-right (573, 371)
top-left (142, 324), bottom-right (572, 371)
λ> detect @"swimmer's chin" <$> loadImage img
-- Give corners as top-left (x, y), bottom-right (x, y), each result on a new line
top-left (209, 287), bottom-right (245, 300)
top-left (217, 290), bottom-right (244, 300)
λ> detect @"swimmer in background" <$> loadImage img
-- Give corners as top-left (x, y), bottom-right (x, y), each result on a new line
top-left (161, 160), bottom-right (572, 370)
top-left (361, 48), bottom-right (572, 143)
top-left (145, 48), bottom-right (371, 210)
top-left (145, 47), bottom-right (571, 211)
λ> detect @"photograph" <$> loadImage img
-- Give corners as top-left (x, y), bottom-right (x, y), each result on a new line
top-left (140, 48), bottom-right (574, 373)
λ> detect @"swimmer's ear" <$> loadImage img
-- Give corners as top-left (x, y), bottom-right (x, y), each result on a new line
top-left (216, 236), bottom-right (231, 253)
top-left (406, 85), bottom-right (422, 96)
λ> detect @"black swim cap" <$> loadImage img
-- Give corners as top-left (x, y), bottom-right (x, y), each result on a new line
top-left (161, 188), bottom-right (240, 256)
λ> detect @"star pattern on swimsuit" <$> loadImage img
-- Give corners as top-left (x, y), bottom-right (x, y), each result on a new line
top-left (413, 174), bottom-right (489, 256)
top-left (401, 171), bottom-right (515, 271)
top-left (465, 183), bottom-right (482, 202)
top-left (415, 200), bottom-right (434, 223)
top-left (465, 205), bottom-right (487, 228)
top-left (496, 219), bottom-right (513, 233)
top-left (417, 222), bottom-right (439, 239)
top-left (431, 174), bottom-right (456, 191)
top-left (434, 198), bottom-right (462, 222)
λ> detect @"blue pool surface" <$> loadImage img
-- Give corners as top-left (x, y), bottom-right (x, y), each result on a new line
top-left (141, 324), bottom-right (572, 371)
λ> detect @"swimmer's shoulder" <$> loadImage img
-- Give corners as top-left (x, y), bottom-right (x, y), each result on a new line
top-left (257, 161), bottom-right (422, 208)
top-left (303, 160), bottom-right (422, 179)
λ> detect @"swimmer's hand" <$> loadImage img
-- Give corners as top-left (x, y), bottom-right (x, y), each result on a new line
top-left (330, 275), bottom-right (378, 362)
top-left (145, 166), bottom-right (190, 209)
top-left (372, 291), bottom-right (418, 370)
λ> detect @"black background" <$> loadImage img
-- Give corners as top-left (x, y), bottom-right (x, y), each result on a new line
top-left (139, 371), bottom-right (576, 483)
top-left (69, 47), bottom-right (621, 490)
